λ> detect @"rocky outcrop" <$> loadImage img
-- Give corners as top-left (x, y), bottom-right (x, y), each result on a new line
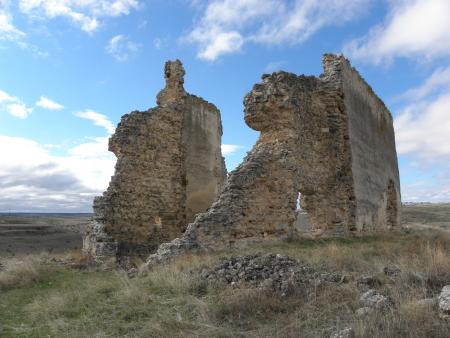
top-left (83, 60), bottom-right (226, 261)
top-left (145, 54), bottom-right (401, 267)
top-left (438, 285), bottom-right (450, 319)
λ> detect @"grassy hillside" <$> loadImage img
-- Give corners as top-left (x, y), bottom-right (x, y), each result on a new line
top-left (0, 205), bottom-right (449, 337)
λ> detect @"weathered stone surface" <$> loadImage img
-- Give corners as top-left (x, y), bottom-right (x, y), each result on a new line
top-left (197, 253), bottom-right (342, 296)
top-left (360, 289), bottom-right (393, 310)
top-left (83, 221), bottom-right (118, 261)
top-left (438, 285), bottom-right (450, 319)
top-left (146, 54), bottom-right (401, 267)
top-left (355, 306), bottom-right (374, 317)
top-left (330, 327), bottom-right (355, 338)
top-left (83, 60), bottom-right (226, 261)
top-left (333, 55), bottom-right (401, 230)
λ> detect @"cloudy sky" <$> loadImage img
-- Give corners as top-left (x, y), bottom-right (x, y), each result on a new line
top-left (0, 0), bottom-right (449, 212)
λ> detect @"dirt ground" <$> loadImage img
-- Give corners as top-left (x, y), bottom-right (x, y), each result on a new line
top-left (0, 214), bottom-right (91, 257)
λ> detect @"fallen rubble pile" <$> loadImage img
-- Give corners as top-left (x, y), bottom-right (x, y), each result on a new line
top-left (198, 253), bottom-right (343, 295)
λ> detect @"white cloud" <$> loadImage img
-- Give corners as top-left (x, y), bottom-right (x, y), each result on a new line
top-left (75, 110), bottom-right (115, 134)
top-left (197, 30), bottom-right (243, 60)
top-left (399, 66), bottom-right (450, 102)
top-left (0, 1), bottom-right (52, 56)
top-left (18, 0), bottom-right (141, 33)
top-left (6, 103), bottom-right (32, 119)
top-left (395, 93), bottom-right (450, 159)
top-left (36, 96), bottom-right (64, 110)
top-left (187, 0), bottom-right (371, 61)
top-left (106, 34), bottom-right (141, 61)
top-left (0, 89), bottom-right (33, 119)
top-left (402, 179), bottom-right (450, 203)
top-left (0, 135), bottom-right (115, 212)
top-left (394, 66), bottom-right (450, 202)
top-left (221, 144), bottom-right (242, 155)
top-left (64, 137), bottom-right (115, 190)
top-left (153, 37), bottom-right (162, 49)
top-left (0, 89), bottom-right (15, 102)
top-left (0, 6), bottom-right (25, 41)
top-left (344, 0), bottom-right (450, 64)
top-left (395, 65), bottom-right (450, 161)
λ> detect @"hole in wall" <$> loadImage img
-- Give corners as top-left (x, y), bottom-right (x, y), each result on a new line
top-left (294, 192), bottom-right (312, 231)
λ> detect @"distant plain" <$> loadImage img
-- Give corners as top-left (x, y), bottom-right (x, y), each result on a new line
top-left (0, 214), bottom-right (91, 257)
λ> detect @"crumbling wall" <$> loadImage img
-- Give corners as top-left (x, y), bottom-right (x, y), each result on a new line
top-left (83, 60), bottom-right (226, 260)
top-left (328, 56), bottom-right (401, 230)
top-left (186, 72), bottom-right (355, 248)
top-left (146, 54), bottom-right (400, 267)
top-left (184, 95), bottom-right (226, 222)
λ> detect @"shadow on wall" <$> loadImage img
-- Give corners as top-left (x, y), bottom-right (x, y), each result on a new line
top-left (386, 179), bottom-right (399, 229)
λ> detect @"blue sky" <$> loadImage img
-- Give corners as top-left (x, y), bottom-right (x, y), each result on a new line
top-left (0, 0), bottom-right (449, 212)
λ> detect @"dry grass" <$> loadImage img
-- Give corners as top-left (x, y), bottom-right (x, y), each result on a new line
top-left (0, 254), bottom-right (56, 290)
top-left (0, 228), bottom-right (449, 337)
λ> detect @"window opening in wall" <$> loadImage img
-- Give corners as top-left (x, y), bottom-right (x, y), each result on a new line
top-left (294, 192), bottom-right (312, 231)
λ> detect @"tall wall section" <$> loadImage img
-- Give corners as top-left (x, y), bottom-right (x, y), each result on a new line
top-left (83, 60), bottom-right (226, 260)
top-left (184, 95), bottom-right (227, 222)
top-left (323, 55), bottom-right (401, 230)
top-left (91, 106), bottom-right (187, 257)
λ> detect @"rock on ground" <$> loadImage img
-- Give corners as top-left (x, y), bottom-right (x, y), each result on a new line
top-left (360, 289), bottom-right (393, 310)
top-left (355, 306), bottom-right (373, 317)
top-left (438, 285), bottom-right (450, 319)
top-left (198, 253), bottom-right (342, 296)
top-left (330, 327), bottom-right (355, 338)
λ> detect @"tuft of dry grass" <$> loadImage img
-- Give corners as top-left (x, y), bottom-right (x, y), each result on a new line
top-left (26, 293), bottom-right (67, 322)
top-left (0, 254), bottom-right (55, 290)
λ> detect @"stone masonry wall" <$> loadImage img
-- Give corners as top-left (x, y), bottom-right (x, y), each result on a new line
top-left (184, 95), bottom-right (227, 222)
top-left (83, 60), bottom-right (226, 260)
top-left (335, 56), bottom-right (401, 230)
top-left (145, 54), bottom-right (400, 267)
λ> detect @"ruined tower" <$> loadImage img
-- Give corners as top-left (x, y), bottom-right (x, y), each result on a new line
top-left (146, 54), bottom-right (401, 266)
top-left (83, 60), bottom-right (227, 260)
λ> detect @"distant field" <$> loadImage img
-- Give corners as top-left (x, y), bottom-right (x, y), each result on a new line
top-left (402, 203), bottom-right (450, 231)
top-left (0, 205), bottom-right (449, 257)
top-left (0, 214), bottom-right (91, 257)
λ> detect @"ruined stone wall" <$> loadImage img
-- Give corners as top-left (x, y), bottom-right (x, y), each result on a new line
top-left (83, 60), bottom-right (226, 260)
top-left (184, 95), bottom-right (226, 222)
top-left (146, 54), bottom-right (400, 267)
top-left (186, 72), bottom-right (353, 249)
top-left (186, 69), bottom-right (358, 245)
top-left (335, 56), bottom-right (401, 230)
top-left (91, 106), bottom-right (187, 257)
